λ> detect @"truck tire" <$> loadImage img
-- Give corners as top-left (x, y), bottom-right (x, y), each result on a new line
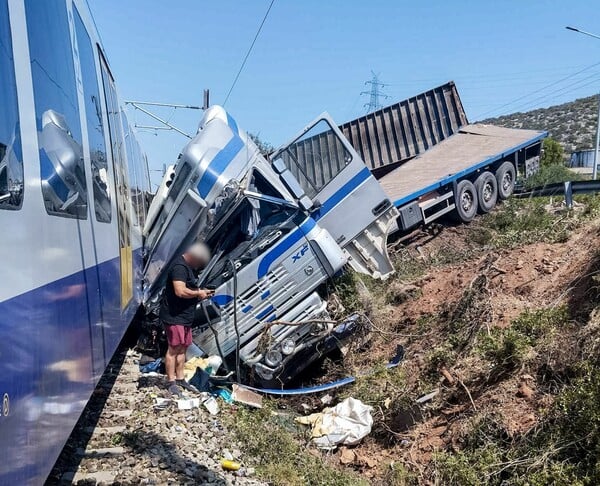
top-left (453, 180), bottom-right (478, 223)
top-left (475, 171), bottom-right (498, 213)
top-left (496, 161), bottom-right (516, 200)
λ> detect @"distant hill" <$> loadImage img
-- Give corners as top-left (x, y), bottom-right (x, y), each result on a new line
top-left (480, 95), bottom-right (598, 154)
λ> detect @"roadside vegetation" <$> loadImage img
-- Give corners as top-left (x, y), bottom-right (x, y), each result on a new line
top-left (224, 402), bottom-right (367, 486)
top-left (228, 190), bottom-right (600, 485)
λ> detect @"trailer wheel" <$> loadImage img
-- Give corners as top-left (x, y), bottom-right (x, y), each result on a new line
top-left (496, 162), bottom-right (516, 200)
top-left (453, 180), bottom-right (478, 223)
top-left (475, 171), bottom-right (498, 213)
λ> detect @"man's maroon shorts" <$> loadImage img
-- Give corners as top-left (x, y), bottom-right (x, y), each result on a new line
top-left (164, 324), bottom-right (192, 347)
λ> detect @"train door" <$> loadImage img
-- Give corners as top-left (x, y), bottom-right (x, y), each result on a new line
top-left (70, 3), bottom-right (111, 381)
top-left (98, 54), bottom-right (133, 311)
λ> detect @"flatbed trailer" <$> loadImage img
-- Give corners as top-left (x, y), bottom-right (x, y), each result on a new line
top-left (335, 84), bottom-right (547, 231)
top-left (379, 123), bottom-right (547, 230)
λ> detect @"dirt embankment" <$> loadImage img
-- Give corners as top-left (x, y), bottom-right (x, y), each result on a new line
top-left (304, 202), bottom-right (600, 484)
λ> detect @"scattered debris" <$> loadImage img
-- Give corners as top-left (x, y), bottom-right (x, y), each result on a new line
top-left (517, 381), bottom-right (534, 399)
top-left (221, 459), bottom-right (242, 471)
top-left (176, 397), bottom-right (201, 410)
top-left (203, 396), bottom-right (220, 415)
top-left (416, 389), bottom-right (439, 404)
top-left (295, 397), bottom-right (373, 449)
top-left (440, 366), bottom-right (455, 384)
top-left (320, 394), bottom-right (333, 405)
top-left (339, 448), bottom-right (356, 465)
top-left (139, 357), bottom-right (163, 374)
top-left (231, 384), bottom-right (263, 409)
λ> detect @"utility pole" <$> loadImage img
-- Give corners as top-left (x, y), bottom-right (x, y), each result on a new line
top-left (361, 71), bottom-right (390, 113)
top-left (594, 93), bottom-right (600, 180)
top-left (566, 26), bottom-right (600, 179)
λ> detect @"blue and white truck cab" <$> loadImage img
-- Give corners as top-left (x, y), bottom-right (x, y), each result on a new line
top-left (142, 105), bottom-right (398, 386)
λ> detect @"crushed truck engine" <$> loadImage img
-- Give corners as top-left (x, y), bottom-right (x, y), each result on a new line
top-left (141, 106), bottom-right (398, 387)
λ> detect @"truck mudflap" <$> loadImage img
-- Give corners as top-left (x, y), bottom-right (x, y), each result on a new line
top-left (343, 206), bottom-right (397, 279)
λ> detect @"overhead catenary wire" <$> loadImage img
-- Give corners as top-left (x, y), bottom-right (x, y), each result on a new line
top-left (383, 64), bottom-right (595, 85)
top-left (514, 73), bottom-right (600, 113)
top-left (223, 0), bottom-right (276, 107)
top-left (473, 60), bottom-right (600, 119)
top-left (471, 75), bottom-right (600, 118)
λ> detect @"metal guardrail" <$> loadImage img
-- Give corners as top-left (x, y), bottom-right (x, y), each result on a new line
top-left (514, 180), bottom-right (600, 207)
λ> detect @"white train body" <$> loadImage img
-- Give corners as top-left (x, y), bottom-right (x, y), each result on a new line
top-left (0, 0), bottom-right (149, 483)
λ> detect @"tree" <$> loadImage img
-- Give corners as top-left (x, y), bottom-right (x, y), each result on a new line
top-left (248, 132), bottom-right (274, 158)
top-left (540, 137), bottom-right (565, 167)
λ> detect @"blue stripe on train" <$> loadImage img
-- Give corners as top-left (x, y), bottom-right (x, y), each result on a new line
top-left (0, 252), bottom-right (141, 484)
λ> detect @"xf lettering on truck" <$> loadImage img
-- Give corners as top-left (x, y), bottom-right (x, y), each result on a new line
top-left (292, 244), bottom-right (309, 263)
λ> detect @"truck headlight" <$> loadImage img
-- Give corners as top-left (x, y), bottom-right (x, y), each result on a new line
top-left (281, 338), bottom-right (295, 356)
top-left (265, 349), bottom-right (283, 367)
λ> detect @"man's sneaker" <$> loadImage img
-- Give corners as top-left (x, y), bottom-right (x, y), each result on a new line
top-left (167, 381), bottom-right (183, 397)
top-left (177, 379), bottom-right (198, 393)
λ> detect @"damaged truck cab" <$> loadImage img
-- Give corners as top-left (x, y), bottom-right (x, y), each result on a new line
top-left (142, 106), bottom-right (398, 386)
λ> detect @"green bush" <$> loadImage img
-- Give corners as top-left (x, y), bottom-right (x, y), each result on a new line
top-left (478, 307), bottom-right (569, 371)
top-left (524, 163), bottom-right (583, 189)
top-left (432, 445), bottom-right (504, 486)
top-left (330, 271), bottom-right (363, 314)
top-left (540, 137), bottom-right (565, 167)
top-left (479, 198), bottom-right (576, 247)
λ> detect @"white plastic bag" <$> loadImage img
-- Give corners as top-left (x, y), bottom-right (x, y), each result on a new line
top-left (295, 397), bottom-right (373, 449)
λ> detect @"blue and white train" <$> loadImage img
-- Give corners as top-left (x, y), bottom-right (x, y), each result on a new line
top-left (0, 0), bottom-right (150, 483)
top-left (0, 1), bottom-right (400, 483)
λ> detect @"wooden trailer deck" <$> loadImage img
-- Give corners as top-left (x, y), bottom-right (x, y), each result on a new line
top-left (379, 124), bottom-right (546, 206)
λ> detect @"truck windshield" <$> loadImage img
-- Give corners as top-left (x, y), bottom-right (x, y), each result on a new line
top-left (274, 119), bottom-right (352, 199)
top-left (202, 170), bottom-right (299, 287)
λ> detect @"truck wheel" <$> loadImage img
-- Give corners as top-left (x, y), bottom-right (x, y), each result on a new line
top-left (453, 180), bottom-right (478, 223)
top-left (496, 162), bottom-right (516, 200)
top-left (475, 171), bottom-right (498, 213)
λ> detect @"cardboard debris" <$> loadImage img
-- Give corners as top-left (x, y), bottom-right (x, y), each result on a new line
top-left (231, 384), bottom-right (263, 409)
top-left (203, 396), bottom-right (219, 415)
top-left (339, 448), bottom-right (356, 465)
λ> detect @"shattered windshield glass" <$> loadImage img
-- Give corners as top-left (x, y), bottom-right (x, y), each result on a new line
top-left (199, 169), bottom-right (299, 287)
top-left (203, 195), bottom-right (298, 287)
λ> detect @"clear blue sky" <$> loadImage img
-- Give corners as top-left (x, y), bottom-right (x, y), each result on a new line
top-left (89, 0), bottom-right (600, 188)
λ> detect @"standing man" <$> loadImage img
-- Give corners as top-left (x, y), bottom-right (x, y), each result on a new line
top-left (160, 242), bottom-right (213, 396)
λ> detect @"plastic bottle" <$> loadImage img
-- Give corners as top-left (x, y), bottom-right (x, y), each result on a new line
top-left (220, 459), bottom-right (241, 471)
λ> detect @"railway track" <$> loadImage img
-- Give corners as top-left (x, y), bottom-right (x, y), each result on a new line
top-left (46, 348), bottom-right (265, 485)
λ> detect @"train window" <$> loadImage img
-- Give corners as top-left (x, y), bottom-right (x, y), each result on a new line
top-left (122, 113), bottom-right (143, 227)
top-left (73, 6), bottom-right (111, 223)
top-left (0, 0), bottom-right (24, 210)
top-left (26, 0), bottom-right (88, 219)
